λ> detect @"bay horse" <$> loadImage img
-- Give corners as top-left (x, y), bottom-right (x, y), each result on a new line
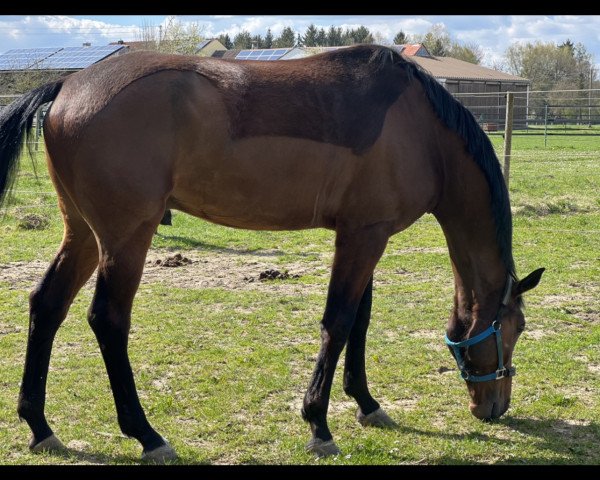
top-left (0, 45), bottom-right (544, 462)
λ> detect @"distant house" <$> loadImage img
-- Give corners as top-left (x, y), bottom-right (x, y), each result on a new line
top-left (109, 38), bottom-right (226, 56)
top-left (194, 39), bottom-right (227, 56)
top-left (210, 43), bottom-right (530, 129)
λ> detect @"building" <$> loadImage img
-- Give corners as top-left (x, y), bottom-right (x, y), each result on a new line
top-left (0, 44), bottom-right (129, 95)
top-left (109, 38), bottom-right (226, 56)
top-left (409, 55), bottom-right (529, 129)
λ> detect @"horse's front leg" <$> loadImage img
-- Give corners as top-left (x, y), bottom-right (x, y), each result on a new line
top-left (343, 276), bottom-right (398, 428)
top-left (302, 222), bottom-right (390, 457)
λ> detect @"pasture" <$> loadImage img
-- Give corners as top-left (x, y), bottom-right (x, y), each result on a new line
top-left (0, 133), bottom-right (598, 465)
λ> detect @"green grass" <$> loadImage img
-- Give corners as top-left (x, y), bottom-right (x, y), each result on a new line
top-left (0, 136), bottom-right (599, 465)
top-left (489, 125), bottom-right (600, 151)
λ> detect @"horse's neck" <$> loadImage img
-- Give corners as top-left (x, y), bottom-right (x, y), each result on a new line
top-left (433, 148), bottom-right (508, 324)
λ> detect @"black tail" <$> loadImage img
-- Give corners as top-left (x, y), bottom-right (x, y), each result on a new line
top-left (0, 79), bottom-right (64, 208)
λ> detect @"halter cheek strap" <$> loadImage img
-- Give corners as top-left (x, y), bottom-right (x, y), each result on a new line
top-left (444, 276), bottom-right (517, 383)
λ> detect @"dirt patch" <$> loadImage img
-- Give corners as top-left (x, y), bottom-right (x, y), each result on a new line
top-left (0, 250), bottom-right (327, 295)
top-left (142, 251), bottom-right (322, 294)
top-left (540, 289), bottom-right (600, 325)
top-left (17, 213), bottom-right (49, 230)
top-left (408, 329), bottom-right (439, 340)
top-left (541, 292), bottom-right (598, 308)
top-left (587, 364), bottom-right (600, 374)
top-left (514, 198), bottom-right (591, 217)
top-left (523, 329), bottom-right (551, 340)
top-left (152, 253), bottom-right (193, 267)
top-left (245, 269), bottom-right (301, 282)
top-left (0, 260), bottom-right (48, 289)
top-left (437, 366), bottom-right (455, 374)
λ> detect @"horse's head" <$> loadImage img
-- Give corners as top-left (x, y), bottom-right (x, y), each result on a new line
top-left (445, 268), bottom-right (545, 420)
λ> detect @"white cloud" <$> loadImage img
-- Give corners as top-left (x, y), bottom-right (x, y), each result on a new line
top-left (0, 15), bottom-right (141, 52)
top-left (1, 14), bottom-right (599, 70)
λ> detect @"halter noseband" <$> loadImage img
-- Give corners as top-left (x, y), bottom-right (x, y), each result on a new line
top-left (444, 276), bottom-right (517, 383)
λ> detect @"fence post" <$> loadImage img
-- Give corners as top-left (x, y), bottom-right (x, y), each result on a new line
top-left (544, 103), bottom-right (548, 147)
top-left (503, 92), bottom-right (514, 187)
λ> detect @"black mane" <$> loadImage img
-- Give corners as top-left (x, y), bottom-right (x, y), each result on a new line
top-left (378, 46), bottom-right (516, 277)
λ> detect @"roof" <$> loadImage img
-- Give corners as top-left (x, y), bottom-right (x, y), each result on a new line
top-left (196, 39), bottom-right (211, 51)
top-left (218, 49), bottom-right (241, 59)
top-left (109, 40), bottom-right (152, 51)
top-left (410, 56), bottom-right (529, 83)
top-left (235, 48), bottom-right (290, 61)
top-left (0, 45), bottom-right (126, 71)
top-left (397, 44), bottom-right (430, 57)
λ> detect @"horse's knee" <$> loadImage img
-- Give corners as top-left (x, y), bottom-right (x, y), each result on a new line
top-left (28, 286), bottom-right (67, 334)
top-left (88, 305), bottom-right (128, 338)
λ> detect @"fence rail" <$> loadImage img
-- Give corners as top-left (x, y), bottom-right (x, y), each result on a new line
top-left (453, 88), bottom-right (600, 136)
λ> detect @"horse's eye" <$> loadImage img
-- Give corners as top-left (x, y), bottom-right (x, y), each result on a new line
top-left (516, 323), bottom-right (526, 334)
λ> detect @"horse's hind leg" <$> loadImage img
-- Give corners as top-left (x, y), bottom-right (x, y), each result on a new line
top-left (343, 277), bottom-right (397, 428)
top-left (18, 200), bottom-right (98, 452)
top-left (87, 213), bottom-right (176, 463)
top-left (302, 223), bottom-right (390, 457)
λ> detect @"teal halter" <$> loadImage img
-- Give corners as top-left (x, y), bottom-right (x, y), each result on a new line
top-left (444, 276), bottom-right (516, 383)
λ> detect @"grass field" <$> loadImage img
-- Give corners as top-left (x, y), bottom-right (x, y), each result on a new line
top-left (0, 133), bottom-right (598, 465)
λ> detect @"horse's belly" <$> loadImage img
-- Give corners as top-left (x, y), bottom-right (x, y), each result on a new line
top-left (170, 136), bottom-right (358, 230)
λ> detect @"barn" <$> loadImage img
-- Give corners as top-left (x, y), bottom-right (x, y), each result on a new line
top-left (408, 54), bottom-right (530, 130)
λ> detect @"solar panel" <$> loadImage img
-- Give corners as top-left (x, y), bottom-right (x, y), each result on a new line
top-left (235, 48), bottom-right (290, 61)
top-left (35, 45), bottom-right (124, 70)
top-left (196, 39), bottom-right (210, 51)
top-left (0, 47), bottom-right (62, 70)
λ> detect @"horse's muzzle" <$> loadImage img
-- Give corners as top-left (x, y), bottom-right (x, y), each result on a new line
top-left (469, 398), bottom-right (510, 421)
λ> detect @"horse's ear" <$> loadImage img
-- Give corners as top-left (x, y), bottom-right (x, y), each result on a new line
top-left (514, 268), bottom-right (545, 297)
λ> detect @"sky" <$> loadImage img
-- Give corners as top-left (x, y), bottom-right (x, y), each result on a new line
top-left (1, 15), bottom-right (599, 70)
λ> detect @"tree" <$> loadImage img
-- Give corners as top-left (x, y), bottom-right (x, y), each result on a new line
top-left (372, 31), bottom-right (388, 45)
top-left (303, 24), bottom-right (319, 47)
top-left (349, 26), bottom-right (374, 44)
top-left (326, 26), bottom-right (343, 47)
top-left (449, 42), bottom-right (484, 64)
top-left (217, 33), bottom-right (233, 50)
top-left (413, 23), bottom-right (451, 56)
top-left (274, 27), bottom-right (296, 48)
top-left (137, 16), bottom-right (206, 55)
top-left (251, 34), bottom-right (264, 49)
top-left (393, 30), bottom-right (408, 45)
top-left (264, 29), bottom-right (273, 49)
top-left (233, 30), bottom-right (252, 49)
top-left (504, 40), bottom-right (597, 121)
top-left (316, 28), bottom-right (327, 47)
top-left (411, 23), bottom-right (481, 64)
top-left (504, 40), bottom-right (591, 90)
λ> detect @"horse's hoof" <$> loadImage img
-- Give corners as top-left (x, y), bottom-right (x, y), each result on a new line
top-left (141, 443), bottom-right (178, 463)
top-left (356, 407), bottom-right (398, 428)
top-left (29, 434), bottom-right (66, 453)
top-left (305, 438), bottom-right (340, 457)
